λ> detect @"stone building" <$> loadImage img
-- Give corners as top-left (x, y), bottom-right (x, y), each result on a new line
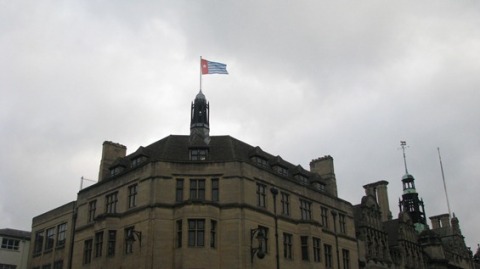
top-left (0, 228), bottom-right (31, 269)
top-left (354, 160), bottom-right (473, 269)
top-left (28, 202), bottom-right (76, 269)
top-left (28, 90), bottom-right (359, 269)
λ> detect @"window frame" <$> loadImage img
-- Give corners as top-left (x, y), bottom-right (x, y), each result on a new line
top-left (188, 219), bottom-right (205, 247)
top-left (283, 233), bottom-right (293, 260)
top-left (211, 178), bottom-right (219, 202)
top-left (189, 179), bottom-right (206, 200)
top-left (95, 231), bottom-right (104, 257)
top-left (176, 178), bottom-right (184, 202)
top-left (281, 192), bottom-right (290, 216)
top-left (256, 183), bottom-right (267, 208)
top-left (128, 184), bottom-right (138, 209)
top-left (300, 199), bottom-right (312, 220)
top-left (56, 223), bottom-right (67, 248)
top-left (1, 238), bottom-right (20, 250)
top-left (301, 236), bottom-right (309, 261)
top-left (105, 192), bottom-right (118, 214)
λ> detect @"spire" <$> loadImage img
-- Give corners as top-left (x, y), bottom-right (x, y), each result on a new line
top-left (398, 141), bottom-right (428, 233)
top-left (190, 90), bottom-right (210, 145)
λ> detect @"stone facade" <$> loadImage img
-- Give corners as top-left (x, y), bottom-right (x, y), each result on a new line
top-left (28, 91), bottom-right (359, 269)
top-left (27, 91), bottom-right (477, 269)
top-left (354, 179), bottom-right (474, 269)
top-left (28, 201), bottom-right (76, 269)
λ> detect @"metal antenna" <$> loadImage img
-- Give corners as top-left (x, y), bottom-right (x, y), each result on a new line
top-left (437, 147), bottom-right (452, 219)
top-left (80, 176), bottom-right (97, 190)
top-left (400, 141), bottom-right (409, 174)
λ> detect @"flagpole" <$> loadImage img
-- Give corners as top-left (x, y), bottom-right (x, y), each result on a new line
top-left (200, 56), bottom-right (202, 91)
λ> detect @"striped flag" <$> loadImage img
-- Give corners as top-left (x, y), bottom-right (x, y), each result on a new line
top-left (201, 59), bottom-right (228, 75)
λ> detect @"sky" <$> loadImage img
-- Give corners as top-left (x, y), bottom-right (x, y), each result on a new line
top-left (1, 0), bottom-right (480, 249)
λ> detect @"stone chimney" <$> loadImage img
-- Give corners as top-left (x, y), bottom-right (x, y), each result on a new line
top-left (363, 180), bottom-right (392, 222)
top-left (98, 141), bottom-right (127, 182)
top-left (430, 214), bottom-right (450, 229)
top-left (310, 156), bottom-right (337, 196)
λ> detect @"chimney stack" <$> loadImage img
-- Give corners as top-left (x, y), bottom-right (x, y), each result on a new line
top-left (363, 180), bottom-right (392, 222)
top-left (98, 141), bottom-right (126, 182)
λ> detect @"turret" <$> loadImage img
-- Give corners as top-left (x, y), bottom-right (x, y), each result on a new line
top-left (190, 90), bottom-right (210, 145)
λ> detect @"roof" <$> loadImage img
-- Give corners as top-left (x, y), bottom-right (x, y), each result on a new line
top-left (0, 228), bottom-right (31, 240)
top-left (106, 135), bottom-right (325, 186)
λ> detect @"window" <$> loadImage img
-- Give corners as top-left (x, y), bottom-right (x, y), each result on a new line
top-left (128, 184), bottom-right (138, 208)
top-left (275, 166), bottom-right (288, 176)
top-left (110, 166), bottom-right (124, 177)
top-left (41, 265), bottom-right (51, 269)
top-left (296, 174), bottom-right (309, 185)
top-left (56, 223), bottom-right (67, 248)
top-left (1, 238), bottom-right (19, 250)
top-left (339, 213), bottom-right (347, 234)
top-left (342, 249), bottom-right (350, 269)
top-left (256, 183), bottom-right (266, 207)
top-left (53, 260), bottom-right (63, 269)
top-left (283, 233), bottom-right (293, 259)
top-left (281, 192), bottom-right (290, 216)
top-left (95, 231), bottom-right (103, 257)
top-left (300, 199), bottom-right (312, 220)
top-left (321, 207), bottom-right (329, 228)
top-left (88, 200), bottom-right (96, 222)
top-left (176, 220), bottom-right (182, 248)
top-left (107, 230), bottom-right (116, 256)
top-left (190, 179), bottom-right (205, 200)
top-left (188, 219), bottom-right (205, 247)
top-left (176, 179), bottom-right (184, 202)
top-left (83, 239), bottom-right (93, 264)
top-left (124, 227), bottom-right (134, 254)
top-left (131, 156), bottom-right (146, 167)
top-left (212, 178), bottom-right (219, 202)
top-left (45, 227), bottom-right (55, 251)
top-left (190, 149), bottom-right (208, 160)
top-left (105, 192), bottom-right (118, 214)
top-left (301, 236), bottom-right (309, 261)
top-left (210, 220), bottom-right (217, 248)
top-left (34, 230), bottom-right (44, 254)
top-left (252, 156), bottom-right (269, 168)
top-left (325, 244), bottom-right (333, 268)
top-left (313, 237), bottom-right (321, 262)
top-left (258, 226), bottom-right (269, 254)
top-left (313, 182), bottom-right (326, 192)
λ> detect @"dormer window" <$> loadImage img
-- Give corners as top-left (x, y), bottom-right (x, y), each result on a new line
top-left (110, 166), bottom-right (124, 177)
top-left (131, 156), bottom-right (147, 168)
top-left (190, 148), bottom-right (208, 161)
top-left (313, 182), bottom-right (326, 192)
top-left (295, 174), bottom-right (309, 185)
top-left (252, 156), bottom-right (269, 168)
top-left (274, 166), bottom-right (288, 176)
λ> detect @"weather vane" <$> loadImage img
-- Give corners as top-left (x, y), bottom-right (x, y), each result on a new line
top-left (400, 141), bottom-right (409, 174)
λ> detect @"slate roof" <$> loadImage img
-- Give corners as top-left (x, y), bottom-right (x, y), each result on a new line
top-left (108, 135), bottom-right (318, 181)
top-left (0, 228), bottom-right (31, 240)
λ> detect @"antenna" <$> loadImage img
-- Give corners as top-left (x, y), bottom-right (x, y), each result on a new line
top-left (400, 141), bottom-right (409, 174)
top-left (437, 147), bottom-right (452, 219)
top-left (80, 176), bottom-right (97, 190)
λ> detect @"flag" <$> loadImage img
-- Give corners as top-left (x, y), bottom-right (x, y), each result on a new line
top-left (201, 59), bottom-right (228, 75)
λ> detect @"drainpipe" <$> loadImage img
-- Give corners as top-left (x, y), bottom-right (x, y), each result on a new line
top-left (68, 206), bottom-right (78, 269)
top-left (270, 187), bottom-right (280, 269)
top-left (331, 210), bottom-right (341, 269)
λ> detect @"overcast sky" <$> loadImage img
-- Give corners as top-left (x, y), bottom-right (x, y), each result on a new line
top-left (1, 1), bottom-right (479, 249)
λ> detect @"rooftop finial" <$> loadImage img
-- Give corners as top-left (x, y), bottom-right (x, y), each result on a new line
top-left (400, 141), bottom-right (409, 174)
